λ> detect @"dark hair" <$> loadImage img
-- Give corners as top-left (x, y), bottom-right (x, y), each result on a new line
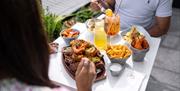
top-left (0, 0), bottom-right (57, 88)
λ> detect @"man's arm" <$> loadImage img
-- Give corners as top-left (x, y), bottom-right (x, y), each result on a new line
top-left (148, 0), bottom-right (172, 37)
top-left (148, 16), bottom-right (171, 37)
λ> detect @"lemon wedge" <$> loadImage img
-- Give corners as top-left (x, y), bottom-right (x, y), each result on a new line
top-left (105, 9), bottom-right (113, 17)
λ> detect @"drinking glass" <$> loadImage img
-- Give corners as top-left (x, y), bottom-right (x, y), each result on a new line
top-left (94, 19), bottom-right (107, 50)
top-left (105, 14), bottom-right (120, 45)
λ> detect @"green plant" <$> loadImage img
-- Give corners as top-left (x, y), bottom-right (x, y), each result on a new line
top-left (73, 7), bottom-right (101, 23)
top-left (62, 6), bottom-right (102, 24)
top-left (42, 4), bottom-right (101, 42)
top-left (42, 11), bottom-right (64, 42)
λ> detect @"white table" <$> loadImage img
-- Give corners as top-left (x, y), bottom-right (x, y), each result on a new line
top-left (48, 24), bottom-right (161, 91)
top-left (133, 37), bottom-right (161, 91)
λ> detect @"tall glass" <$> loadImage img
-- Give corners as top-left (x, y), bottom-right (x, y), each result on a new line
top-left (105, 14), bottom-right (120, 36)
top-left (105, 14), bottom-right (120, 44)
top-left (94, 19), bottom-right (107, 50)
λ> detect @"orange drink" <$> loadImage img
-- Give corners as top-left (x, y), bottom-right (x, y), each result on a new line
top-left (105, 14), bottom-right (120, 36)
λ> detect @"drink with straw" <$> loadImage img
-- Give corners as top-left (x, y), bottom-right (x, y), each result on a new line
top-left (105, 9), bottom-right (120, 36)
top-left (104, 9), bottom-right (120, 45)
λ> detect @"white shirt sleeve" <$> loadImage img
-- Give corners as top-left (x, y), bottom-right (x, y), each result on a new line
top-left (155, 0), bottom-right (172, 17)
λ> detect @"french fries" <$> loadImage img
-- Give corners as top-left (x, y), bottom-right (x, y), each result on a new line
top-left (106, 45), bottom-right (131, 59)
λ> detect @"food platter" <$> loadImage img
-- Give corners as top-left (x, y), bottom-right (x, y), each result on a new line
top-left (62, 39), bottom-right (106, 81)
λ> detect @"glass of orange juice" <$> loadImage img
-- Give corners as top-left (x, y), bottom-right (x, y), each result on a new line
top-left (94, 19), bottom-right (107, 50)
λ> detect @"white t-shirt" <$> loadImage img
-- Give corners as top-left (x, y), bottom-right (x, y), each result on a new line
top-left (114, 0), bottom-right (172, 30)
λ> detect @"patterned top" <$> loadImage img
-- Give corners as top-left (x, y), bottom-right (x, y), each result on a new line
top-left (0, 79), bottom-right (71, 91)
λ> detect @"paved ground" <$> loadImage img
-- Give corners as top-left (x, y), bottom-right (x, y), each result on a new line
top-left (42, 0), bottom-right (180, 91)
top-left (146, 8), bottom-right (180, 91)
top-left (42, 0), bottom-right (89, 15)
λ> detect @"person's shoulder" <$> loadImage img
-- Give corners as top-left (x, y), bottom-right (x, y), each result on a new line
top-left (155, 0), bottom-right (172, 17)
top-left (147, 0), bottom-right (171, 8)
top-left (0, 79), bottom-right (71, 91)
top-left (0, 79), bottom-right (51, 91)
top-left (157, 0), bottom-right (172, 6)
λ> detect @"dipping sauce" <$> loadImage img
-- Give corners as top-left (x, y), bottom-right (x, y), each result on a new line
top-left (109, 63), bottom-right (123, 76)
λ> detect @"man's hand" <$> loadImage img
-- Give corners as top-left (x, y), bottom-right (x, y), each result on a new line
top-left (148, 16), bottom-right (171, 37)
top-left (75, 58), bottom-right (96, 91)
top-left (90, 0), bottom-right (115, 11)
top-left (90, 0), bottom-right (101, 11)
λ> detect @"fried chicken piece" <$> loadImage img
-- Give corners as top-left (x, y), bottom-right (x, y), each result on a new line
top-left (142, 39), bottom-right (149, 49)
top-left (85, 46), bottom-right (97, 57)
top-left (133, 37), bottom-right (143, 50)
top-left (132, 36), bottom-right (149, 50)
top-left (70, 40), bottom-right (89, 54)
top-left (72, 54), bottom-right (84, 61)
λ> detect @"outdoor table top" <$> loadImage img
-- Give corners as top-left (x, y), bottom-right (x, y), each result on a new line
top-left (48, 23), bottom-right (161, 91)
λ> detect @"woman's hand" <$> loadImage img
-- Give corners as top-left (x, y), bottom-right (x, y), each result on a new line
top-left (75, 58), bottom-right (96, 91)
